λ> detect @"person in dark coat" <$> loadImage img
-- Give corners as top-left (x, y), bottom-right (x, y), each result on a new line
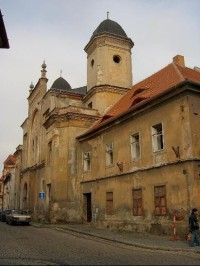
top-left (189, 208), bottom-right (200, 247)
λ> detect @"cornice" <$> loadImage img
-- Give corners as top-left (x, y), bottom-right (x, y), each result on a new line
top-left (83, 85), bottom-right (130, 103)
top-left (80, 158), bottom-right (200, 184)
top-left (43, 110), bottom-right (100, 129)
top-left (21, 161), bottom-right (45, 175)
top-left (84, 34), bottom-right (134, 55)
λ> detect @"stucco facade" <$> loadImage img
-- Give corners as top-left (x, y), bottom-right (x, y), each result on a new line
top-left (3, 17), bottom-right (200, 238)
top-left (77, 82), bottom-right (200, 236)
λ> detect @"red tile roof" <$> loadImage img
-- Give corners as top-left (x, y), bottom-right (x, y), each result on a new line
top-left (82, 56), bottom-right (200, 136)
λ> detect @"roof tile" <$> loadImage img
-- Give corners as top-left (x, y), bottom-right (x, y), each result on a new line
top-left (86, 59), bottom-right (200, 133)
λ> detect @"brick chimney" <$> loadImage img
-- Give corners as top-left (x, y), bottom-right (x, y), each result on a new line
top-left (173, 55), bottom-right (185, 67)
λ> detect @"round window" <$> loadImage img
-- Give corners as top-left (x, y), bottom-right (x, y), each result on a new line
top-left (113, 55), bottom-right (121, 64)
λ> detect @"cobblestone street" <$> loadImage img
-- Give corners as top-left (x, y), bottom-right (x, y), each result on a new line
top-left (1, 222), bottom-right (200, 265)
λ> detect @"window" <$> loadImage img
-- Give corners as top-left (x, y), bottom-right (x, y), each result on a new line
top-left (113, 55), bottom-right (121, 64)
top-left (48, 141), bottom-right (52, 164)
top-left (106, 143), bottom-right (114, 166)
top-left (130, 133), bottom-right (140, 159)
top-left (88, 102), bottom-right (93, 109)
top-left (83, 152), bottom-right (91, 171)
top-left (106, 192), bottom-right (113, 215)
top-left (132, 188), bottom-right (143, 216)
top-left (152, 123), bottom-right (164, 152)
top-left (154, 185), bottom-right (167, 216)
top-left (91, 59), bottom-right (94, 67)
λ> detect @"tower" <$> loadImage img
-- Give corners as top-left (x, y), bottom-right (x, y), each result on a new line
top-left (84, 16), bottom-right (134, 115)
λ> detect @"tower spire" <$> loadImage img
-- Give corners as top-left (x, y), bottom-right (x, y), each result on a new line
top-left (41, 60), bottom-right (47, 78)
top-left (107, 11), bottom-right (109, 19)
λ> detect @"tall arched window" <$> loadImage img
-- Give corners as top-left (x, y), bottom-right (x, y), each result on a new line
top-left (30, 110), bottom-right (40, 163)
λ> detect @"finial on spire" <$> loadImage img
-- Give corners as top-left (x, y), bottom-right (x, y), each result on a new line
top-left (29, 81), bottom-right (34, 94)
top-left (30, 81), bottom-right (34, 89)
top-left (41, 59), bottom-right (47, 78)
top-left (60, 70), bottom-right (62, 77)
top-left (107, 11), bottom-right (109, 19)
top-left (41, 60), bottom-right (46, 70)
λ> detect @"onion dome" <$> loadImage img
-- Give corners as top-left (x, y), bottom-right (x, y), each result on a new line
top-left (41, 61), bottom-right (47, 70)
top-left (51, 77), bottom-right (72, 91)
top-left (29, 82), bottom-right (34, 90)
top-left (91, 18), bottom-right (127, 40)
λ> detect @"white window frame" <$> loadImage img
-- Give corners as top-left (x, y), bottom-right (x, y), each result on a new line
top-left (130, 132), bottom-right (141, 160)
top-left (151, 123), bottom-right (164, 152)
top-left (106, 143), bottom-right (114, 166)
top-left (83, 152), bottom-right (91, 171)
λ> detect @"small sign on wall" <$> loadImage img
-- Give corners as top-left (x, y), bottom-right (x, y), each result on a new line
top-left (39, 192), bottom-right (45, 199)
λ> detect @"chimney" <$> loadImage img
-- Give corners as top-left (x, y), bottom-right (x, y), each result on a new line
top-left (194, 66), bottom-right (200, 73)
top-left (173, 55), bottom-right (185, 67)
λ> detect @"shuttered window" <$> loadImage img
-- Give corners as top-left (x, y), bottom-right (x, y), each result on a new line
top-left (154, 185), bottom-right (167, 216)
top-left (132, 188), bottom-right (143, 216)
top-left (106, 192), bottom-right (113, 215)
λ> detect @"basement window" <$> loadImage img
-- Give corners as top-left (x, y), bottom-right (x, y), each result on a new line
top-left (151, 123), bottom-right (164, 152)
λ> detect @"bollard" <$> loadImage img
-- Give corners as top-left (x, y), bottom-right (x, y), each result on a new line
top-left (172, 211), bottom-right (177, 240)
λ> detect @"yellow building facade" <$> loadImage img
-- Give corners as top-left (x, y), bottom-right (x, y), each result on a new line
top-left (15, 17), bottom-right (200, 238)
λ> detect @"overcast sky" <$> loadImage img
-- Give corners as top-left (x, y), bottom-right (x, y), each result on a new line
top-left (0, 0), bottom-right (200, 171)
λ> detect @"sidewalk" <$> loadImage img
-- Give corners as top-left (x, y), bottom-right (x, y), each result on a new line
top-left (31, 222), bottom-right (200, 254)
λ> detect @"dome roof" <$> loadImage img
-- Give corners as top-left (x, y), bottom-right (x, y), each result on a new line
top-left (91, 19), bottom-right (127, 39)
top-left (51, 77), bottom-right (72, 91)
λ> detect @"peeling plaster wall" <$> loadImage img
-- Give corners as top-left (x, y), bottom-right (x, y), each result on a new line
top-left (79, 93), bottom-right (200, 238)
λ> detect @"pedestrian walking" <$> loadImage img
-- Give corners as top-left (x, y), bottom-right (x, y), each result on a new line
top-left (188, 208), bottom-right (200, 247)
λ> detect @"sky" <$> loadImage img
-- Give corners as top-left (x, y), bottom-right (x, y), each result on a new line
top-left (0, 0), bottom-right (200, 171)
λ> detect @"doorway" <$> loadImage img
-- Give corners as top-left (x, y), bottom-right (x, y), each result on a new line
top-left (83, 193), bottom-right (92, 222)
